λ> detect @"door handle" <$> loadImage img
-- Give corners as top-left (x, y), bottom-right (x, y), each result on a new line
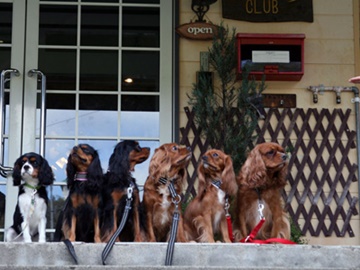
top-left (0, 69), bottom-right (20, 177)
top-left (28, 69), bottom-right (46, 157)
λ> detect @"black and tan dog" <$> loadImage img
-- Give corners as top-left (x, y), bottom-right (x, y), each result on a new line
top-left (61, 144), bottom-right (104, 243)
top-left (101, 140), bottom-right (150, 242)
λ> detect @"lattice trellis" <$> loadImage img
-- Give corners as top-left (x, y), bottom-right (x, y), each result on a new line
top-left (180, 106), bottom-right (359, 237)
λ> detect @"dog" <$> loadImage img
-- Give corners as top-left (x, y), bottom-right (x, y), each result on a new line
top-left (101, 140), bottom-right (150, 242)
top-left (233, 142), bottom-right (290, 242)
top-left (184, 149), bottom-right (237, 243)
top-left (5, 152), bottom-right (54, 242)
top-left (61, 144), bottom-right (104, 243)
top-left (142, 143), bottom-right (192, 242)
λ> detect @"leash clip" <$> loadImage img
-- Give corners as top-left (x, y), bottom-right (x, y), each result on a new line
top-left (127, 185), bottom-right (133, 200)
top-left (224, 197), bottom-right (230, 216)
top-left (258, 201), bottom-right (264, 219)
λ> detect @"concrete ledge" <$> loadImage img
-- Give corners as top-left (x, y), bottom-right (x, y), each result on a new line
top-left (0, 242), bottom-right (359, 269)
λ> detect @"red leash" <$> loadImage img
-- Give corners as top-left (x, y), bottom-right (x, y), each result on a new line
top-left (239, 217), bottom-right (296, 245)
top-left (226, 215), bottom-right (235, 242)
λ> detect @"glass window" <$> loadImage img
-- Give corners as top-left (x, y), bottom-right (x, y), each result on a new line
top-left (81, 6), bottom-right (119, 46)
top-left (39, 5), bottom-right (77, 46)
top-left (0, 3), bottom-right (12, 44)
top-left (41, 94), bottom-right (76, 137)
top-left (38, 49), bottom-right (77, 90)
top-left (78, 94), bottom-right (118, 137)
top-left (80, 50), bottom-right (118, 91)
top-left (121, 51), bottom-right (159, 92)
top-left (122, 7), bottom-right (160, 47)
top-left (123, 0), bottom-right (160, 3)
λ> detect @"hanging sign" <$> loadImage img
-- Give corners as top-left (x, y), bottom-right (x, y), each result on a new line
top-left (222, 0), bottom-right (313, 22)
top-left (176, 22), bottom-right (219, 40)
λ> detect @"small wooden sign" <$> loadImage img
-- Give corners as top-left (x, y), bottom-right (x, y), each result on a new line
top-left (176, 22), bottom-right (219, 40)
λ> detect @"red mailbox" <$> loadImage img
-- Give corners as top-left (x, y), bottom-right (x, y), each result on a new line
top-left (237, 33), bottom-right (305, 81)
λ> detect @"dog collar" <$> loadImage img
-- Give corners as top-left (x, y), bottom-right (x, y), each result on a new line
top-left (24, 183), bottom-right (41, 190)
top-left (74, 172), bottom-right (88, 181)
top-left (159, 176), bottom-right (178, 185)
top-left (211, 179), bottom-right (222, 189)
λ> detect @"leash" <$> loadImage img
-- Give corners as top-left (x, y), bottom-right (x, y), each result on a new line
top-left (224, 196), bottom-right (234, 243)
top-left (62, 174), bottom-right (89, 264)
top-left (239, 198), bottom-right (296, 245)
top-left (159, 177), bottom-right (181, 266)
top-left (101, 184), bottom-right (133, 265)
top-left (211, 180), bottom-right (235, 243)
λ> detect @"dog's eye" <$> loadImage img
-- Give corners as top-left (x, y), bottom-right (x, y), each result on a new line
top-left (172, 145), bottom-right (178, 151)
top-left (212, 153), bottom-right (219, 158)
top-left (135, 145), bottom-right (141, 152)
top-left (267, 150), bottom-right (275, 156)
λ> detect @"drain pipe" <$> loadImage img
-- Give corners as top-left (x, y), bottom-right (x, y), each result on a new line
top-left (351, 87), bottom-right (360, 212)
top-left (308, 85), bottom-right (360, 211)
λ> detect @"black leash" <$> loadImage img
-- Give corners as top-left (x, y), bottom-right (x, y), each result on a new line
top-left (63, 239), bottom-right (78, 264)
top-left (101, 185), bottom-right (133, 265)
top-left (159, 177), bottom-right (181, 266)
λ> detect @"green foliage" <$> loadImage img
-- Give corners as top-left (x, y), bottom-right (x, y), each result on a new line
top-left (188, 23), bottom-right (266, 172)
top-left (290, 218), bottom-right (308, 244)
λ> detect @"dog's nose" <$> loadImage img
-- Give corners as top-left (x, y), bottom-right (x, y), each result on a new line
top-left (23, 165), bottom-right (30, 171)
top-left (73, 146), bottom-right (78, 151)
top-left (202, 156), bottom-right (208, 162)
top-left (282, 154), bottom-right (288, 161)
top-left (186, 147), bottom-right (191, 152)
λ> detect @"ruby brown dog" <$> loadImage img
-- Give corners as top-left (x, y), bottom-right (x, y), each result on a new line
top-left (142, 143), bottom-right (192, 242)
top-left (6, 152), bottom-right (54, 242)
top-left (233, 142), bottom-right (290, 242)
top-left (184, 149), bottom-right (237, 243)
top-left (101, 140), bottom-right (150, 242)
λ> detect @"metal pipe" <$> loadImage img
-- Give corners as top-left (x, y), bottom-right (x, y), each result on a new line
top-left (350, 87), bottom-right (360, 213)
top-left (27, 69), bottom-right (46, 156)
top-left (0, 69), bottom-right (19, 175)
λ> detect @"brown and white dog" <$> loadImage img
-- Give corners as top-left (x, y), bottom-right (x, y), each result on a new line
top-left (233, 142), bottom-right (290, 242)
top-left (184, 149), bottom-right (238, 243)
top-left (142, 143), bottom-right (192, 242)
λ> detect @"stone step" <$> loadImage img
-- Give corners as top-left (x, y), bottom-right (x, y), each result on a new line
top-left (0, 242), bottom-right (359, 269)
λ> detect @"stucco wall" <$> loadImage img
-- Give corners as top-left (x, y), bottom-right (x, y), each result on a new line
top-left (178, 0), bottom-right (360, 245)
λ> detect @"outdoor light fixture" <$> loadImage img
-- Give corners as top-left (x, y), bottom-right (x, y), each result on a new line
top-left (191, 0), bottom-right (217, 22)
top-left (124, 78), bottom-right (133, 83)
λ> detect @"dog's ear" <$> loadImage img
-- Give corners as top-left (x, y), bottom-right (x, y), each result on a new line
top-left (39, 157), bottom-right (55, 186)
top-left (197, 163), bottom-right (207, 195)
top-left (108, 143), bottom-right (130, 179)
top-left (66, 154), bottom-right (76, 188)
top-left (221, 154), bottom-right (237, 195)
top-left (87, 151), bottom-right (103, 187)
top-left (238, 147), bottom-right (267, 188)
top-left (12, 156), bottom-right (23, 186)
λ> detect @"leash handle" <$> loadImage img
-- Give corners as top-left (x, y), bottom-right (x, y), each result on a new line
top-left (102, 186), bottom-right (133, 265)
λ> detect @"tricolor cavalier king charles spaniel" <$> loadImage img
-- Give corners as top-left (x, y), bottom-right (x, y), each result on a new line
top-left (6, 152), bottom-right (54, 242)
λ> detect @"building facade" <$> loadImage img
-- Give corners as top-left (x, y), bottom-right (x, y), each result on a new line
top-left (0, 0), bottom-right (359, 245)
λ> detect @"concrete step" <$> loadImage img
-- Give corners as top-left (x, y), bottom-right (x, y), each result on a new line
top-left (0, 242), bottom-right (359, 269)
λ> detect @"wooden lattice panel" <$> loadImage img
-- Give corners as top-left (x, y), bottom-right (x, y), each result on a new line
top-left (180, 106), bottom-right (359, 237)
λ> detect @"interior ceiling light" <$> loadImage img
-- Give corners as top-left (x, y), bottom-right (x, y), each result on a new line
top-left (124, 78), bottom-right (133, 83)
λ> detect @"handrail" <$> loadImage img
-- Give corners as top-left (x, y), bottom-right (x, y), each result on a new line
top-left (27, 69), bottom-right (46, 156)
top-left (0, 69), bottom-right (20, 176)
